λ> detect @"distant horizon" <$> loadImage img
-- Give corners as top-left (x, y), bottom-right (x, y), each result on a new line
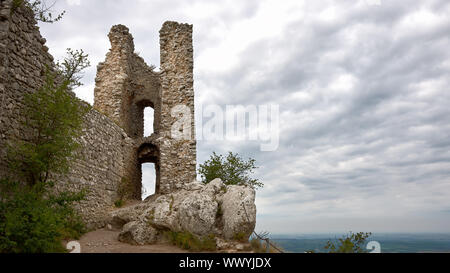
top-left (270, 232), bottom-right (450, 237)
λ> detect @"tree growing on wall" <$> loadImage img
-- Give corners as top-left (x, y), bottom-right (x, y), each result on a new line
top-left (7, 48), bottom-right (90, 186)
top-left (12, 0), bottom-right (66, 23)
top-left (0, 49), bottom-right (90, 253)
top-left (198, 151), bottom-right (263, 189)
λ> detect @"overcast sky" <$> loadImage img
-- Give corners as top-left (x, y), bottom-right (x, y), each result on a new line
top-left (39, 0), bottom-right (450, 234)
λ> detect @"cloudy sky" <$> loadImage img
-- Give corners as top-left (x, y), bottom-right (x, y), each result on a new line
top-left (39, 0), bottom-right (450, 234)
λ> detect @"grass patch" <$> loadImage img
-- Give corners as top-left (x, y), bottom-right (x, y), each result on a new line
top-left (165, 231), bottom-right (217, 252)
top-left (233, 231), bottom-right (248, 243)
top-left (249, 237), bottom-right (284, 253)
top-left (114, 199), bottom-right (124, 208)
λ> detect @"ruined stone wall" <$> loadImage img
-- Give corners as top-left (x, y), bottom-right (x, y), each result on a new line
top-left (0, 0), bottom-right (198, 229)
top-left (159, 22), bottom-right (197, 193)
top-left (0, 1), bottom-right (135, 229)
top-left (94, 23), bottom-right (197, 195)
top-left (0, 0), bottom-right (55, 178)
top-left (59, 108), bottom-right (136, 229)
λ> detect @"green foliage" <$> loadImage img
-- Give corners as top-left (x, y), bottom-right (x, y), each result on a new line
top-left (0, 179), bottom-right (86, 253)
top-left (12, 0), bottom-right (66, 23)
top-left (7, 48), bottom-right (90, 187)
top-left (233, 231), bottom-right (248, 243)
top-left (199, 152), bottom-right (263, 189)
top-left (0, 47), bottom-right (90, 253)
top-left (114, 199), bottom-right (124, 208)
top-left (308, 232), bottom-right (372, 253)
top-left (7, 70), bottom-right (88, 186)
top-left (165, 231), bottom-right (217, 252)
top-left (56, 48), bottom-right (90, 89)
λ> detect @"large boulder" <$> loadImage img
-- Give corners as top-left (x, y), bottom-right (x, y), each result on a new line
top-left (220, 185), bottom-right (256, 240)
top-left (109, 178), bottom-right (257, 245)
top-left (178, 191), bottom-right (218, 236)
top-left (118, 220), bottom-right (159, 245)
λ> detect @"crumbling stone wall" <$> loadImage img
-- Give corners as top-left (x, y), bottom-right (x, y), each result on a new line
top-left (0, 0), bottom-right (55, 177)
top-left (0, 1), bottom-right (136, 229)
top-left (94, 22), bottom-right (197, 196)
top-left (158, 22), bottom-right (197, 194)
top-left (0, 1), bottom-right (197, 229)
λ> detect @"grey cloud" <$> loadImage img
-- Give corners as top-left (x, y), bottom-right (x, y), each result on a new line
top-left (39, 0), bottom-right (450, 233)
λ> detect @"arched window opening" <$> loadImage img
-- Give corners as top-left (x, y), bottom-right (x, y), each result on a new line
top-left (141, 162), bottom-right (156, 200)
top-left (144, 107), bottom-right (154, 137)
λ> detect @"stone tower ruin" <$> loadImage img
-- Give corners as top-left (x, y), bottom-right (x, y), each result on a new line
top-left (94, 22), bottom-right (197, 197)
top-left (0, 0), bottom-right (202, 228)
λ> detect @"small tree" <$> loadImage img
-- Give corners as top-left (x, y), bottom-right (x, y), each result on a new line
top-left (307, 232), bottom-right (372, 253)
top-left (7, 48), bottom-right (90, 186)
top-left (0, 49), bottom-right (90, 253)
top-left (198, 152), bottom-right (263, 189)
top-left (12, 0), bottom-right (66, 23)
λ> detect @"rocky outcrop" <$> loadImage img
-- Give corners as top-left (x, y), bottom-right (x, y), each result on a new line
top-left (109, 178), bottom-right (257, 245)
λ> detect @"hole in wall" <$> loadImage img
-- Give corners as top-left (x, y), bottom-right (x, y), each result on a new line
top-left (141, 162), bottom-right (156, 200)
top-left (144, 107), bottom-right (154, 137)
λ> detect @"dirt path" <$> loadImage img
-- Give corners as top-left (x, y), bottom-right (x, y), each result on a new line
top-left (75, 228), bottom-right (188, 253)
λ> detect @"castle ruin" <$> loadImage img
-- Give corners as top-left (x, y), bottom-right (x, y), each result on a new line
top-left (94, 23), bottom-right (197, 198)
top-left (0, 2), bottom-right (256, 244)
top-left (0, 1), bottom-right (197, 228)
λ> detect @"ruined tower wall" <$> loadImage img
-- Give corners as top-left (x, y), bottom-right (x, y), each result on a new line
top-left (158, 22), bottom-right (197, 193)
top-left (94, 25), bottom-right (162, 139)
top-left (0, 2), bottom-right (135, 229)
top-left (94, 23), bottom-right (197, 195)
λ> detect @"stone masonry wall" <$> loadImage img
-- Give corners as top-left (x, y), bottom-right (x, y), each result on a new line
top-left (0, 1), bottom-right (198, 229)
top-left (159, 22), bottom-right (197, 193)
top-left (94, 23), bottom-right (197, 195)
top-left (58, 108), bottom-right (136, 229)
top-left (0, 0), bottom-right (55, 178)
top-left (0, 1), bottom-right (135, 229)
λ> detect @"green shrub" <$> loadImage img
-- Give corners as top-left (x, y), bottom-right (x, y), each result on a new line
top-left (199, 152), bottom-right (263, 189)
top-left (165, 231), bottom-right (217, 252)
top-left (233, 231), bottom-right (248, 243)
top-left (114, 199), bottom-right (124, 208)
top-left (307, 231), bottom-right (372, 253)
top-left (0, 47), bottom-right (89, 253)
top-left (11, 0), bottom-right (66, 23)
top-left (0, 179), bottom-right (86, 253)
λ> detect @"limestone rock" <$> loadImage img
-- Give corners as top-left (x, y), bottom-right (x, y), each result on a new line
top-left (178, 191), bottom-right (218, 236)
top-left (202, 178), bottom-right (225, 195)
top-left (110, 178), bottom-right (257, 245)
top-left (220, 185), bottom-right (256, 240)
top-left (146, 194), bottom-right (180, 231)
top-left (110, 202), bottom-right (147, 229)
top-left (118, 220), bottom-right (159, 245)
top-left (182, 180), bottom-right (204, 191)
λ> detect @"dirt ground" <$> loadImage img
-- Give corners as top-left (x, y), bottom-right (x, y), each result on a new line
top-left (73, 228), bottom-right (188, 253)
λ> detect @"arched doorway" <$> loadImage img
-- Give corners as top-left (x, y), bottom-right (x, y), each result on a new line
top-left (137, 143), bottom-right (160, 199)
